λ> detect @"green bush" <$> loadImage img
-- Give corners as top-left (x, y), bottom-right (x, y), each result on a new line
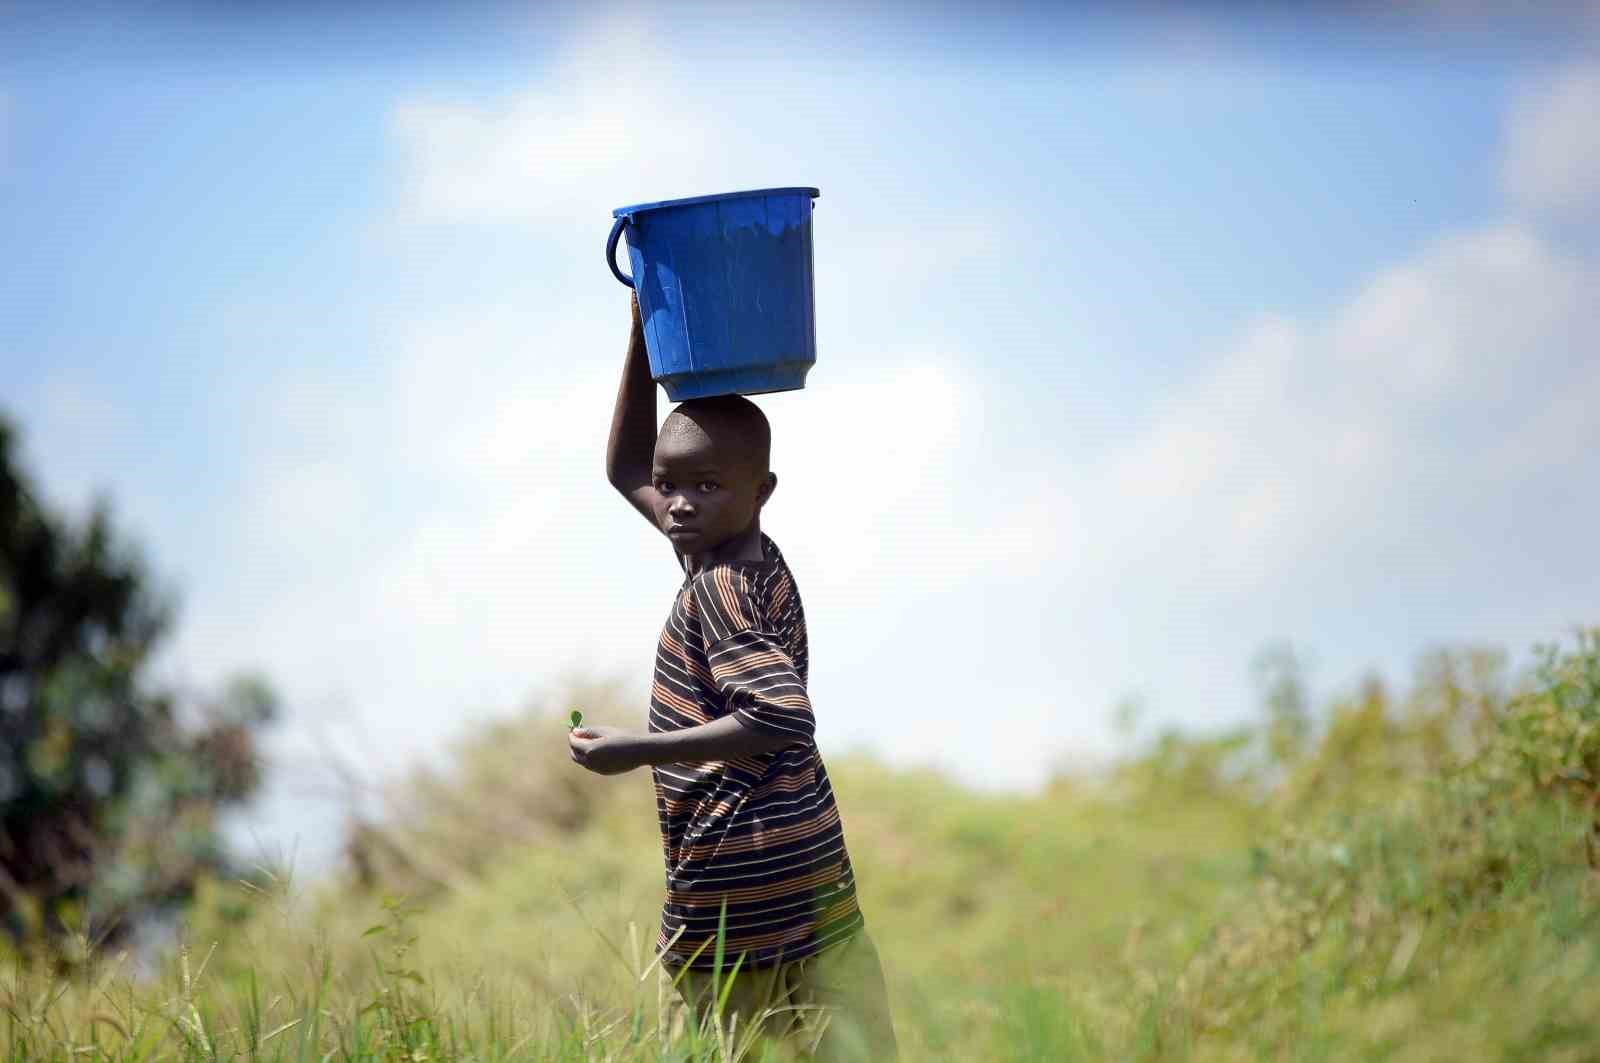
top-left (4, 632), bottom-right (1597, 1059)
top-left (1159, 633), bottom-right (1600, 1058)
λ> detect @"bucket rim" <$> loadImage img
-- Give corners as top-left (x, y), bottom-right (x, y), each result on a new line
top-left (611, 186), bottom-right (820, 219)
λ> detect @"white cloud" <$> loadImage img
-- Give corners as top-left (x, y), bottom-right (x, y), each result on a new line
top-left (390, 60), bottom-right (1588, 724)
top-left (391, 16), bottom-right (722, 225)
top-left (169, 298), bottom-right (998, 795)
top-left (1052, 64), bottom-right (1600, 625)
top-left (1077, 223), bottom-right (1597, 608)
top-left (17, 369), bottom-right (135, 520)
top-left (1502, 63), bottom-right (1600, 223)
top-left (191, 46), bottom-right (1600, 874)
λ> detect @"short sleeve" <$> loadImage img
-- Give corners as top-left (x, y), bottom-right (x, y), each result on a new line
top-left (691, 567), bottom-right (814, 742)
top-left (691, 566), bottom-right (763, 643)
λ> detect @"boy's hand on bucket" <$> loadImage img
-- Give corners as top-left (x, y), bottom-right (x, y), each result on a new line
top-left (569, 725), bottom-right (644, 775)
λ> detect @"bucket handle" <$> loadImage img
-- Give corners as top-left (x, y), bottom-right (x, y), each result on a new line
top-left (606, 216), bottom-right (634, 288)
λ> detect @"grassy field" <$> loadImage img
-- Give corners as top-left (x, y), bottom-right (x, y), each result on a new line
top-left (4, 634), bottom-right (1599, 1060)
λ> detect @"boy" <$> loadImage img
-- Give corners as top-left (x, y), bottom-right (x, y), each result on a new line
top-left (568, 293), bottom-right (897, 1061)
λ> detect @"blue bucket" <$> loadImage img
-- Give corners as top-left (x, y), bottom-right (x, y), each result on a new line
top-left (607, 187), bottom-right (820, 401)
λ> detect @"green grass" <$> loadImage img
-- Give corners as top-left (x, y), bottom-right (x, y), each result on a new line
top-left (4, 636), bottom-right (1599, 1060)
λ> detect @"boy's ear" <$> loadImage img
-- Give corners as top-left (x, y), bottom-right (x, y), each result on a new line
top-left (755, 471), bottom-right (778, 507)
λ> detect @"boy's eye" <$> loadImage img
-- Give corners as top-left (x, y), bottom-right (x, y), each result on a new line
top-left (698, 481), bottom-right (719, 493)
top-left (656, 480), bottom-right (674, 494)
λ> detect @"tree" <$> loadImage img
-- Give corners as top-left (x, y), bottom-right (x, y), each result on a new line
top-left (0, 410), bottom-right (276, 957)
top-left (1253, 641), bottom-right (1311, 767)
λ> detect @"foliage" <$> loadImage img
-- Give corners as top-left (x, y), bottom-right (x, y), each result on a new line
top-left (342, 678), bottom-right (631, 901)
top-left (3, 631), bottom-right (1598, 1058)
top-left (1151, 636), bottom-right (1600, 1057)
top-left (0, 412), bottom-right (279, 958)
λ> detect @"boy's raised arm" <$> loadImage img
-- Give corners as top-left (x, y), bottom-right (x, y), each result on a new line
top-left (605, 293), bottom-right (659, 527)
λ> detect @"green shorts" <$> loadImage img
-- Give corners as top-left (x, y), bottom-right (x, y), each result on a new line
top-left (657, 927), bottom-right (898, 1061)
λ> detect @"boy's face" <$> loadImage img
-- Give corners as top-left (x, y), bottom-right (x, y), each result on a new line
top-left (651, 422), bottom-right (773, 556)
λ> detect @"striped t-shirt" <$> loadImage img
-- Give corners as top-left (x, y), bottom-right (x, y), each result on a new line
top-left (649, 532), bottom-right (864, 970)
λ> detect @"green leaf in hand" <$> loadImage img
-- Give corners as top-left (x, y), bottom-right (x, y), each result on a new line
top-left (570, 709), bottom-right (583, 729)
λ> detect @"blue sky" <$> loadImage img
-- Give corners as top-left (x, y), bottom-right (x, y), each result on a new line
top-left (3, 2), bottom-right (1598, 875)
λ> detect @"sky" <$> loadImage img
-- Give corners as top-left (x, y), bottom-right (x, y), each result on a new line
top-left (3, 2), bottom-right (1598, 877)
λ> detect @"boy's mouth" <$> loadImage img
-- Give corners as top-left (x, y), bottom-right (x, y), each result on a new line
top-left (667, 525), bottom-right (700, 540)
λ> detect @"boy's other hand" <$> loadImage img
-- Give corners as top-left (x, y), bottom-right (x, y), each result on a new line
top-left (569, 725), bottom-right (644, 775)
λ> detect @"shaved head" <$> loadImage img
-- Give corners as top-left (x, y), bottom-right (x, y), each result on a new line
top-left (659, 395), bottom-right (771, 475)
top-left (649, 394), bottom-right (778, 560)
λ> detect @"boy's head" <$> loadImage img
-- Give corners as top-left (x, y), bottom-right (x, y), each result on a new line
top-left (651, 395), bottom-right (777, 554)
